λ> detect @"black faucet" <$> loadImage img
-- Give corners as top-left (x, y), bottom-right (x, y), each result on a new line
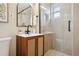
top-left (25, 25), bottom-right (32, 34)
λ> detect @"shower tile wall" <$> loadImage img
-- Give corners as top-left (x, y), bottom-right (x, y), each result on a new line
top-left (51, 3), bottom-right (64, 52)
top-left (51, 3), bottom-right (73, 55)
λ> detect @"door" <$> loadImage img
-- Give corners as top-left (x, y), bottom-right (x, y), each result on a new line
top-left (38, 37), bottom-right (44, 56)
top-left (28, 39), bottom-right (35, 56)
top-left (62, 3), bottom-right (73, 55)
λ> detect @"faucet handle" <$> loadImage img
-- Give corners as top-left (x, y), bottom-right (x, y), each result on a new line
top-left (28, 25), bottom-right (32, 27)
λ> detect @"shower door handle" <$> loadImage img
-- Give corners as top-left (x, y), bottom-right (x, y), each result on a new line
top-left (68, 20), bottom-right (71, 32)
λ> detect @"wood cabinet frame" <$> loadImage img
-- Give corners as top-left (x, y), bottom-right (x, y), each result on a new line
top-left (16, 35), bottom-right (44, 56)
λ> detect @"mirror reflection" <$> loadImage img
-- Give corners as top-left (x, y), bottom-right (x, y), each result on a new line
top-left (17, 3), bottom-right (33, 27)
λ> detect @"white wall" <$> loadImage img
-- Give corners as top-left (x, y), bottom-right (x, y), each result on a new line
top-left (32, 3), bottom-right (39, 33)
top-left (73, 4), bottom-right (79, 56)
top-left (0, 3), bottom-right (17, 56)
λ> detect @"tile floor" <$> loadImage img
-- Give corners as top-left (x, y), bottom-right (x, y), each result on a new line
top-left (44, 49), bottom-right (69, 56)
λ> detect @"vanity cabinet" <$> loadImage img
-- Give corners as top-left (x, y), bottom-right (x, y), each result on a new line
top-left (16, 35), bottom-right (44, 56)
top-left (38, 37), bottom-right (44, 56)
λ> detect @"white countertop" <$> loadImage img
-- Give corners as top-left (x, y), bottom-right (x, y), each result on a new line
top-left (17, 32), bottom-right (54, 38)
top-left (17, 33), bottom-right (43, 37)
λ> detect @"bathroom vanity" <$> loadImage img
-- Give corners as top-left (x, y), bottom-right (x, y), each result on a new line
top-left (16, 34), bottom-right (44, 56)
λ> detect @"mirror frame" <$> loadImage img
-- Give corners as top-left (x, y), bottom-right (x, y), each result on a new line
top-left (16, 3), bottom-right (33, 27)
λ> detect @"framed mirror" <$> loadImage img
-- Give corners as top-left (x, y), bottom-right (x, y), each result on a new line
top-left (17, 3), bottom-right (33, 27)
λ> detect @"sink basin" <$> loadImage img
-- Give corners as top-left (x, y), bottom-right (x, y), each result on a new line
top-left (17, 32), bottom-right (43, 37)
